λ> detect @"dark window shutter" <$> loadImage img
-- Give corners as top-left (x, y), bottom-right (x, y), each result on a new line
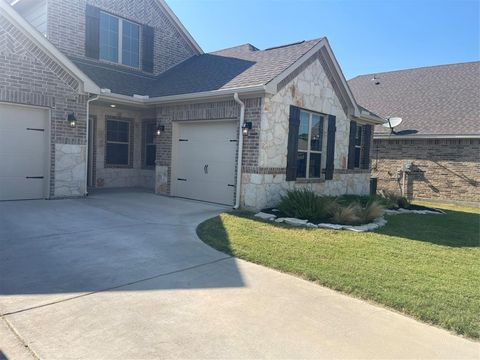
top-left (142, 25), bottom-right (154, 73)
top-left (347, 120), bottom-right (357, 170)
top-left (325, 115), bottom-right (336, 180)
top-left (285, 106), bottom-right (300, 181)
top-left (361, 124), bottom-right (373, 169)
top-left (85, 5), bottom-right (100, 59)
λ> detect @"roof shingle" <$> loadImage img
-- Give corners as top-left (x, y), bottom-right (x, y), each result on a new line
top-left (71, 38), bottom-right (323, 97)
top-left (348, 62), bottom-right (480, 137)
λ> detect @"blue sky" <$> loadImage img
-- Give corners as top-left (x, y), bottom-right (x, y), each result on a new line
top-left (167, 0), bottom-right (479, 79)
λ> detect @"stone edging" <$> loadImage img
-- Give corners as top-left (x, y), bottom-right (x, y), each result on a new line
top-left (254, 207), bottom-right (444, 233)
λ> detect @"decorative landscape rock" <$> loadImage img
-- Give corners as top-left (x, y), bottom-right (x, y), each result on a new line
top-left (254, 205), bottom-right (444, 232)
top-left (254, 212), bottom-right (277, 221)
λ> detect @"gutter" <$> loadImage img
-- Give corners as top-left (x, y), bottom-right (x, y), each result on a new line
top-left (84, 94), bottom-right (99, 196)
top-left (97, 85), bottom-right (271, 106)
top-left (233, 93), bottom-right (245, 209)
top-left (374, 134), bottom-right (480, 140)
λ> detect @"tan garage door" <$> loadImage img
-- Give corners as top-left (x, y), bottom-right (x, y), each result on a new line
top-left (0, 103), bottom-right (49, 200)
top-left (173, 121), bottom-right (237, 205)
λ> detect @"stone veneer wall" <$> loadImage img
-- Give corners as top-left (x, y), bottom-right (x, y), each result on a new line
top-left (46, 0), bottom-right (199, 76)
top-left (91, 104), bottom-right (155, 189)
top-left (0, 12), bottom-right (88, 198)
top-left (372, 138), bottom-right (480, 203)
top-left (155, 98), bottom-right (262, 195)
top-left (241, 52), bottom-right (371, 209)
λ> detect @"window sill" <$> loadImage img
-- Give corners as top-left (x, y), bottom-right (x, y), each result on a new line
top-left (295, 178), bottom-right (325, 184)
top-left (105, 164), bottom-right (133, 169)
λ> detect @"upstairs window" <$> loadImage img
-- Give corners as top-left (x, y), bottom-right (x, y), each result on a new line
top-left (99, 12), bottom-right (140, 68)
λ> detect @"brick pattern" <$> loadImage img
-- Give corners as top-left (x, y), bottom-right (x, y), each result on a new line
top-left (155, 98), bottom-right (262, 195)
top-left (46, 0), bottom-right (198, 76)
top-left (372, 138), bottom-right (480, 202)
top-left (0, 12), bottom-right (87, 197)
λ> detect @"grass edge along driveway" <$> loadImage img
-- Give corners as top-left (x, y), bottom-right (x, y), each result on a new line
top-left (197, 202), bottom-right (480, 339)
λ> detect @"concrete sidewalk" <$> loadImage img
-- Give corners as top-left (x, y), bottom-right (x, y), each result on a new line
top-left (1, 191), bottom-right (478, 359)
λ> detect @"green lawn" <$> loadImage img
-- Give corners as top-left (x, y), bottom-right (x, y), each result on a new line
top-left (197, 202), bottom-right (480, 339)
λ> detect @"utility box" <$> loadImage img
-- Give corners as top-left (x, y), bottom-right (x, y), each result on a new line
top-left (370, 177), bottom-right (378, 195)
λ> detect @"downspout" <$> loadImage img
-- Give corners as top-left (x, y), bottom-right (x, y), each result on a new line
top-left (233, 93), bottom-right (245, 209)
top-left (85, 94), bottom-right (99, 196)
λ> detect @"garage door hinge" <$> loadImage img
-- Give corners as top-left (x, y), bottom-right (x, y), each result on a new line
top-left (229, 139), bottom-right (237, 142)
top-left (227, 184), bottom-right (235, 187)
top-left (177, 178), bottom-right (187, 181)
top-left (26, 128), bottom-right (45, 132)
top-left (178, 139), bottom-right (188, 142)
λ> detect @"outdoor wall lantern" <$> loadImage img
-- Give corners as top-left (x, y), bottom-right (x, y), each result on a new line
top-left (67, 113), bottom-right (77, 128)
top-left (155, 125), bottom-right (165, 137)
top-left (242, 121), bottom-right (252, 136)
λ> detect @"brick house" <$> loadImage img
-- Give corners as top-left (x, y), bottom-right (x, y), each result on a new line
top-left (0, 0), bottom-right (383, 209)
top-left (349, 62), bottom-right (480, 203)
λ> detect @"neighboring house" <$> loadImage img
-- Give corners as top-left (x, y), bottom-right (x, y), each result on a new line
top-left (349, 62), bottom-right (480, 203)
top-left (0, 0), bottom-right (383, 209)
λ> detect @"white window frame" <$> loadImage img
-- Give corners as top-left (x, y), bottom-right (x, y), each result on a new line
top-left (106, 119), bottom-right (131, 166)
top-left (297, 110), bottom-right (325, 179)
top-left (99, 11), bottom-right (140, 68)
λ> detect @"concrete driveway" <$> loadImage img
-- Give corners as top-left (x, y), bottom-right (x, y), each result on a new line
top-left (1, 190), bottom-right (478, 359)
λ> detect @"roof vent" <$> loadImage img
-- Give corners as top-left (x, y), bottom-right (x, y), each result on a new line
top-left (371, 75), bottom-right (380, 85)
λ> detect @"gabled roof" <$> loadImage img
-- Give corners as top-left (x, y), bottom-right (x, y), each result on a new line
top-left (1, 0), bottom-right (99, 94)
top-left (71, 39), bottom-right (324, 97)
top-left (348, 62), bottom-right (480, 138)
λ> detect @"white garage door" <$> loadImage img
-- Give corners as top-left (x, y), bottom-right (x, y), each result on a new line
top-left (173, 121), bottom-right (237, 205)
top-left (0, 103), bottom-right (49, 200)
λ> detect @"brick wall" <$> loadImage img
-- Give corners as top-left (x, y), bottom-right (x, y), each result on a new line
top-left (154, 97), bottom-right (262, 195)
top-left (46, 0), bottom-right (199, 76)
top-left (372, 138), bottom-right (480, 202)
top-left (0, 13), bottom-right (87, 197)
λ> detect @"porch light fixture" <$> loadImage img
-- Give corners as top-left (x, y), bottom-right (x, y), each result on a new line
top-left (67, 113), bottom-right (77, 128)
top-left (242, 121), bottom-right (252, 136)
top-left (155, 125), bottom-right (165, 137)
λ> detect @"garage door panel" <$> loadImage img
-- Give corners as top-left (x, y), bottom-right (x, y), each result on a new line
top-left (0, 154), bottom-right (45, 176)
top-left (0, 103), bottom-right (48, 200)
top-left (0, 129), bottom-right (46, 152)
top-left (174, 121), bottom-right (237, 205)
top-left (0, 178), bottom-right (46, 201)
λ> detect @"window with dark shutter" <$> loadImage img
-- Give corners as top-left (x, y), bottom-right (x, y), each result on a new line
top-left (286, 106), bottom-right (300, 181)
top-left (347, 120), bottom-right (357, 169)
top-left (324, 115), bottom-right (336, 180)
top-left (142, 25), bottom-right (154, 73)
top-left (361, 125), bottom-right (372, 169)
top-left (85, 5), bottom-right (100, 59)
top-left (143, 121), bottom-right (156, 168)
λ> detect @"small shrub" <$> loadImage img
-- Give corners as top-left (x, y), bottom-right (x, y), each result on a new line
top-left (330, 202), bottom-right (362, 225)
top-left (378, 190), bottom-right (410, 209)
top-left (359, 200), bottom-right (385, 223)
top-left (277, 189), bottom-right (334, 223)
top-left (330, 199), bottom-right (385, 225)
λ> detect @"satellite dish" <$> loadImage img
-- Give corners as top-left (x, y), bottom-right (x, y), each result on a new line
top-left (382, 117), bottom-right (403, 133)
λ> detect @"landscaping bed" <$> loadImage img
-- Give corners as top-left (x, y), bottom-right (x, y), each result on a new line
top-left (197, 202), bottom-right (480, 339)
top-left (256, 190), bottom-right (443, 232)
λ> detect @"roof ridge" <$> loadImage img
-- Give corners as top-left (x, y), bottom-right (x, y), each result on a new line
top-left (350, 60), bottom-right (480, 80)
top-left (210, 43), bottom-right (259, 54)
